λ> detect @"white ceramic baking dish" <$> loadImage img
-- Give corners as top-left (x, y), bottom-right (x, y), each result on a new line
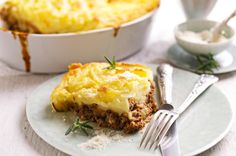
top-left (0, 10), bottom-right (157, 73)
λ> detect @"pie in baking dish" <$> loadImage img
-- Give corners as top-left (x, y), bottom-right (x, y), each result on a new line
top-left (0, 0), bottom-right (160, 34)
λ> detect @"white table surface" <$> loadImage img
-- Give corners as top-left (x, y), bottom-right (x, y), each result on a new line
top-left (0, 0), bottom-right (236, 155)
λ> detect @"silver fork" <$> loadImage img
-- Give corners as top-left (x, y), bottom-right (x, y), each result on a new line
top-left (139, 64), bottom-right (219, 151)
top-left (139, 64), bottom-right (174, 151)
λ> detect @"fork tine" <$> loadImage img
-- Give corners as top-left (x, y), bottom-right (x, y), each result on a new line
top-left (148, 113), bottom-right (173, 150)
top-left (142, 112), bottom-right (167, 149)
top-left (139, 111), bottom-right (161, 148)
top-left (154, 115), bottom-right (179, 151)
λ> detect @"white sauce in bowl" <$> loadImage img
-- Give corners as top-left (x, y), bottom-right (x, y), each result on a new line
top-left (177, 30), bottom-right (227, 44)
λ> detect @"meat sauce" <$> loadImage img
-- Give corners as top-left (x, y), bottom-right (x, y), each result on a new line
top-left (11, 30), bottom-right (31, 72)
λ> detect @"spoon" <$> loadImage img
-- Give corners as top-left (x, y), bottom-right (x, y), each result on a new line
top-left (211, 10), bottom-right (236, 42)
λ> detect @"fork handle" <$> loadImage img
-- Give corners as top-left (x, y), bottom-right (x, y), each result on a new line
top-left (176, 74), bottom-right (219, 114)
top-left (157, 64), bottom-right (173, 105)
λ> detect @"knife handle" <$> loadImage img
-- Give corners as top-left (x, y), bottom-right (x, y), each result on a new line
top-left (157, 64), bottom-right (173, 105)
top-left (176, 74), bottom-right (218, 114)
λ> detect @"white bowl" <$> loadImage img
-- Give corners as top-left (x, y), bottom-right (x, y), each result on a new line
top-left (175, 20), bottom-right (234, 55)
top-left (0, 10), bottom-right (157, 73)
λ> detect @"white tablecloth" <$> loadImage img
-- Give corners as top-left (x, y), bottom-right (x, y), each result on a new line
top-left (0, 0), bottom-right (236, 155)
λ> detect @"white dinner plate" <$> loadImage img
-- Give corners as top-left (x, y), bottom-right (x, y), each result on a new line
top-left (26, 64), bottom-right (234, 156)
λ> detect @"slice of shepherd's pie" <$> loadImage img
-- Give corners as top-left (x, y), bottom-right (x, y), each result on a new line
top-left (50, 62), bottom-right (157, 133)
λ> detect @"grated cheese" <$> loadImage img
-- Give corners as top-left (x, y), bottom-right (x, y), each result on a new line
top-left (78, 134), bottom-right (111, 151)
top-left (78, 128), bottom-right (125, 151)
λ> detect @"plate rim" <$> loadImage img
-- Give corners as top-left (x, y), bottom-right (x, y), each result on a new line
top-left (167, 44), bottom-right (236, 74)
top-left (26, 64), bottom-right (234, 156)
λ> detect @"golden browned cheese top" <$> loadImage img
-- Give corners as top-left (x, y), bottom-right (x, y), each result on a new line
top-left (50, 62), bottom-right (154, 116)
top-left (0, 0), bottom-right (160, 33)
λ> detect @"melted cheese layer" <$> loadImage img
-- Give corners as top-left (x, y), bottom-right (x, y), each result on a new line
top-left (0, 0), bottom-right (159, 33)
top-left (50, 63), bottom-right (153, 114)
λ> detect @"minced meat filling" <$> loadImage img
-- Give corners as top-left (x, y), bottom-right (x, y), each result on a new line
top-left (76, 82), bottom-right (157, 134)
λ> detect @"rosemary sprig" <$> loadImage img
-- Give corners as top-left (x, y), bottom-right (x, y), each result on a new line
top-left (104, 56), bottom-right (116, 70)
top-left (65, 118), bottom-right (94, 136)
top-left (195, 53), bottom-right (220, 74)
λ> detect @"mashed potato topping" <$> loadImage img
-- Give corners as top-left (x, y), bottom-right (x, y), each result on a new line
top-left (0, 0), bottom-right (159, 33)
top-left (50, 62), bottom-right (153, 115)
